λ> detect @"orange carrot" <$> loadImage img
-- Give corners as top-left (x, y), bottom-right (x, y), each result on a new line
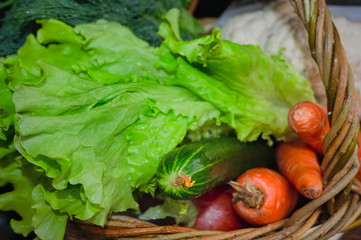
top-left (276, 140), bottom-right (323, 199)
top-left (355, 131), bottom-right (361, 181)
top-left (229, 168), bottom-right (298, 226)
top-left (288, 101), bottom-right (330, 154)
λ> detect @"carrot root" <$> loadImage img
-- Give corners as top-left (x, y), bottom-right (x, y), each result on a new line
top-left (231, 168), bottom-right (297, 226)
top-left (276, 140), bottom-right (323, 199)
top-left (288, 101), bottom-right (330, 154)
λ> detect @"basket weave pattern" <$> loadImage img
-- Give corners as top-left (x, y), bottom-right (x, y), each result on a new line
top-left (66, 0), bottom-right (361, 239)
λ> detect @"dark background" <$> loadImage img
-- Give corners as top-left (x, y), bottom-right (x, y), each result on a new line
top-left (1, 0), bottom-right (361, 239)
top-left (193, 0), bottom-right (361, 18)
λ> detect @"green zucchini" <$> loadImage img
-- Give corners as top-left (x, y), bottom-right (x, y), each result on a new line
top-left (156, 137), bottom-right (275, 200)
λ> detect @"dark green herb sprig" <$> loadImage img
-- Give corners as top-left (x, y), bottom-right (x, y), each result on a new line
top-left (0, 0), bottom-right (204, 56)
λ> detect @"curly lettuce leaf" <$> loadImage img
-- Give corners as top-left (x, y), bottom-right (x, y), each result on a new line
top-left (9, 18), bottom-right (171, 87)
top-left (0, 155), bottom-right (67, 240)
top-left (32, 185), bottom-right (68, 240)
top-left (157, 9), bottom-right (316, 143)
top-left (0, 59), bottom-right (15, 141)
top-left (13, 76), bottom-right (220, 225)
top-left (0, 60), bottom-right (16, 158)
top-left (140, 196), bottom-right (199, 227)
top-left (0, 155), bottom-right (36, 236)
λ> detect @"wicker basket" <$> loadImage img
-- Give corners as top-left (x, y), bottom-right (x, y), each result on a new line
top-left (65, 0), bottom-right (361, 239)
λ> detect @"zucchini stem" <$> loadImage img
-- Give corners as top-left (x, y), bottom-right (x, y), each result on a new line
top-left (171, 171), bottom-right (195, 189)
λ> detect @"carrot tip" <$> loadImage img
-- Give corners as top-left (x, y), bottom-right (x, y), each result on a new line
top-left (302, 187), bottom-right (321, 199)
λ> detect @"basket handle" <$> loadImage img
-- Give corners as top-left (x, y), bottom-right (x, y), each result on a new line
top-left (285, 0), bottom-right (360, 228)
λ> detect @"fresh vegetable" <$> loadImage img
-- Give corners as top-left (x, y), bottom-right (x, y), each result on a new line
top-left (0, 18), bottom-right (220, 240)
top-left (192, 185), bottom-right (243, 231)
top-left (276, 140), bottom-right (323, 199)
top-left (230, 168), bottom-right (298, 226)
top-left (288, 101), bottom-right (330, 154)
top-left (156, 137), bottom-right (274, 200)
top-left (0, 61), bottom-right (14, 143)
top-left (0, 154), bottom-right (68, 240)
top-left (139, 196), bottom-right (199, 227)
top-left (356, 132), bottom-right (361, 181)
top-left (0, 9), bottom-right (315, 240)
top-left (0, 0), bottom-right (204, 56)
top-left (158, 14), bottom-right (315, 143)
